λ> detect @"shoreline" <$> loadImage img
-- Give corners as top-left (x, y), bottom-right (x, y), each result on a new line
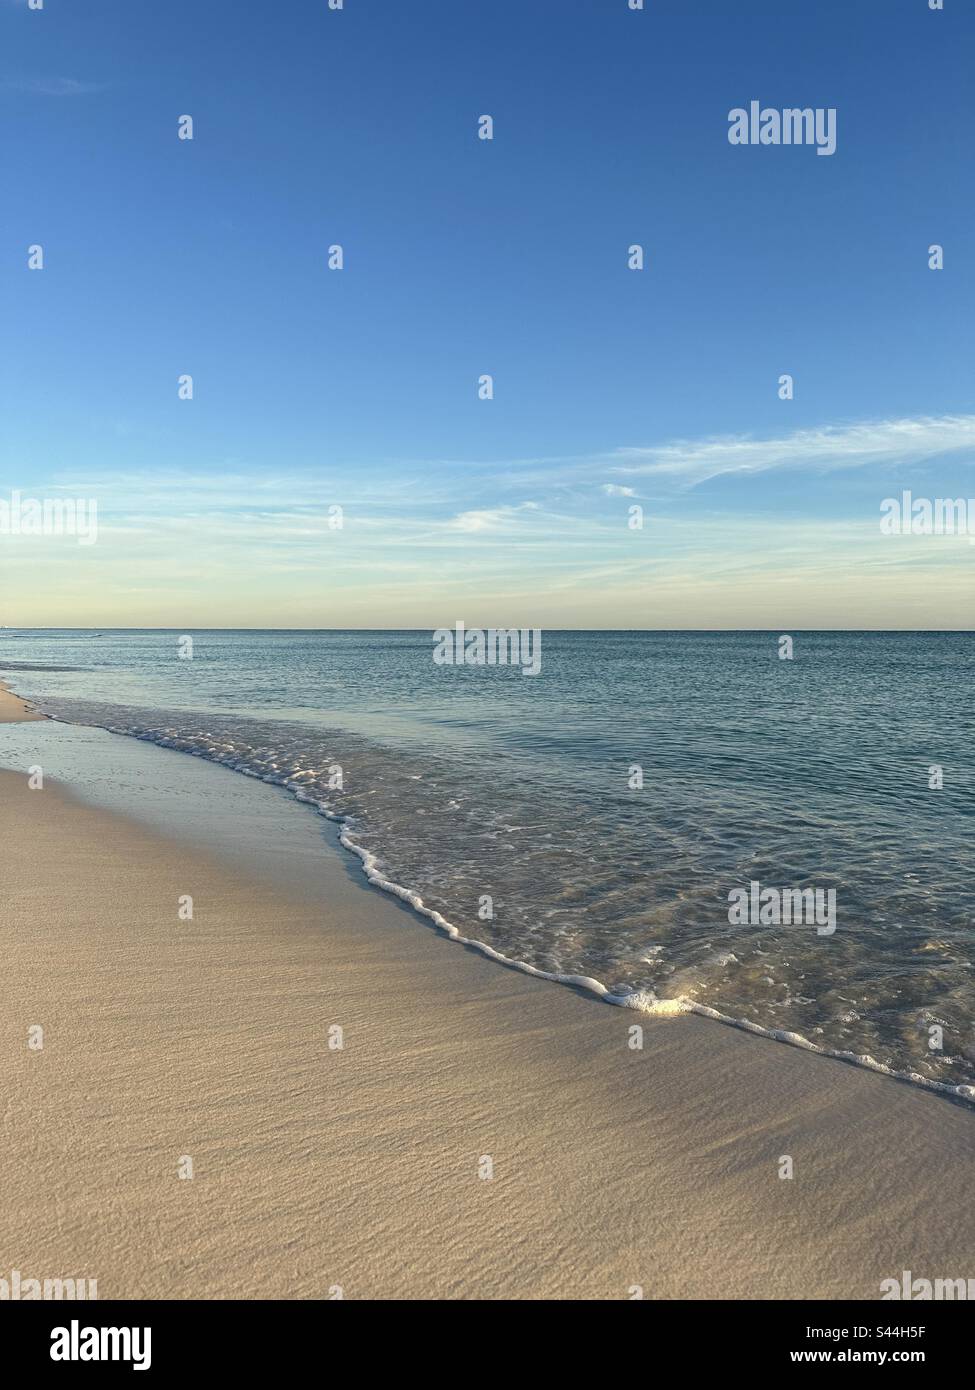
top-left (6, 677), bottom-right (973, 1109)
top-left (1, 708), bottom-right (973, 1297)
top-left (0, 680), bottom-right (48, 722)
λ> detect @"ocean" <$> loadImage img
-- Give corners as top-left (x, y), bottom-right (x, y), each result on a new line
top-left (3, 628), bottom-right (973, 1098)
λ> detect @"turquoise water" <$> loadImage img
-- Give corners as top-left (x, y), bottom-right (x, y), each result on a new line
top-left (3, 629), bottom-right (973, 1096)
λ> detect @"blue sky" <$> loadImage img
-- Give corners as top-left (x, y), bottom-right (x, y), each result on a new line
top-left (1, 0), bottom-right (973, 627)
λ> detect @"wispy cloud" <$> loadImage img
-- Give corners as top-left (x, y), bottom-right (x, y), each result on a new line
top-left (446, 503), bottom-right (538, 533)
top-left (19, 412), bottom-right (975, 530)
top-left (608, 415), bottom-right (975, 488)
top-left (2, 76), bottom-right (105, 97)
top-left (477, 415), bottom-right (975, 498)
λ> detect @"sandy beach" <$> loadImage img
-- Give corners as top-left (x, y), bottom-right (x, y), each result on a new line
top-left (0, 682), bottom-right (47, 723)
top-left (1, 690), bottom-right (973, 1300)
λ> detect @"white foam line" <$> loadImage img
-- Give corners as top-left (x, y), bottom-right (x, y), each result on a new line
top-left (287, 785), bottom-right (975, 1107)
top-left (14, 696), bottom-right (975, 1109)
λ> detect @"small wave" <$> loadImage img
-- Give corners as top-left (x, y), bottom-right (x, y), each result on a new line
top-left (0, 662), bottom-right (87, 672)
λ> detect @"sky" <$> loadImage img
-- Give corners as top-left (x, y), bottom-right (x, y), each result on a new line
top-left (1, 0), bottom-right (973, 629)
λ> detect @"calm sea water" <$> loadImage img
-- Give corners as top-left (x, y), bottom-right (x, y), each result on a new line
top-left (3, 629), bottom-right (974, 1096)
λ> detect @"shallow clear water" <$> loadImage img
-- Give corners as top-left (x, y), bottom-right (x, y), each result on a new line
top-left (3, 628), bottom-right (973, 1095)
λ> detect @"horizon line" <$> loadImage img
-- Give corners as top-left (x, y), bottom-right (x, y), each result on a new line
top-left (2, 627), bottom-right (973, 636)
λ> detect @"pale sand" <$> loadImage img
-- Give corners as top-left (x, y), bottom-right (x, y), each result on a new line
top-left (0, 681), bottom-right (48, 722)
top-left (1, 763), bottom-right (973, 1299)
